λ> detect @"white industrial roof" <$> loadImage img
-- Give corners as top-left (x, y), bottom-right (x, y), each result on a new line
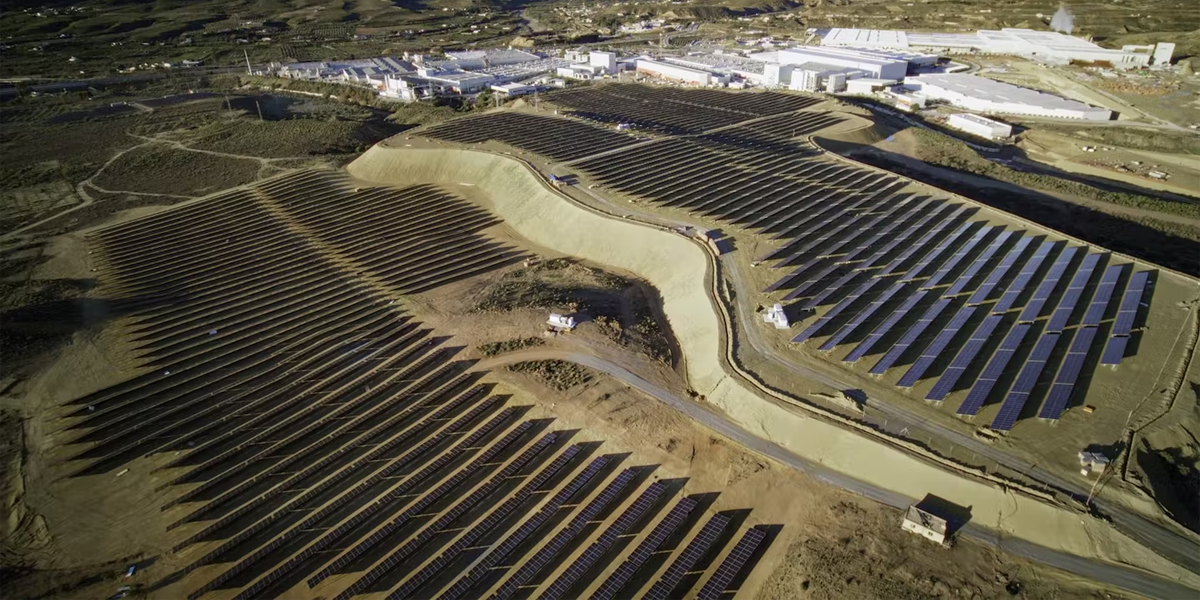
top-left (908, 73), bottom-right (1103, 112)
top-left (823, 28), bottom-right (908, 48)
top-left (637, 59), bottom-right (713, 76)
top-left (949, 113), bottom-right (1008, 126)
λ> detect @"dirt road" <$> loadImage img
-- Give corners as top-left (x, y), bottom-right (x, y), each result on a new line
top-left (476, 349), bottom-right (1199, 599)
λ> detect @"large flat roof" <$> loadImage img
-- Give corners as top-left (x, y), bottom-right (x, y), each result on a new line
top-left (908, 73), bottom-right (1107, 112)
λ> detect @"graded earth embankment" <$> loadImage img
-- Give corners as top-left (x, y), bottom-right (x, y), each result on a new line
top-left (347, 144), bottom-right (1200, 588)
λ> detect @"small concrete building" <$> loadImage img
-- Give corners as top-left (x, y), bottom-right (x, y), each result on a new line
top-left (548, 313), bottom-right (577, 330)
top-left (946, 113), bottom-right (1012, 140)
top-left (763, 303), bottom-right (789, 329)
top-left (902, 505), bottom-right (948, 545)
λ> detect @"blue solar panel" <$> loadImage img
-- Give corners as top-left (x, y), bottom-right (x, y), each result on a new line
top-left (897, 306), bottom-right (976, 387)
top-left (944, 230), bottom-right (1013, 296)
top-left (1111, 271), bottom-right (1149, 336)
top-left (901, 222), bottom-right (978, 282)
top-left (1018, 247), bottom-right (1078, 323)
top-left (967, 236), bottom-right (1034, 304)
top-left (1046, 253), bottom-right (1101, 332)
top-left (763, 258), bottom-right (823, 293)
top-left (1099, 335), bottom-right (1128, 366)
top-left (877, 207), bottom-right (968, 276)
top-left (993, 241), bottom-right (1055, 313)
top-left (803, 271), bottom-right (863, 309)
top-left (956, 323), bottom-right (1030, 416)
top-left (855, 204), bottom-right (955, 271)
top-left (838, 197), bottom-right (926, 264)
top-left (821, 282), bottom-right (906, 351)
top-left (922, 225), bottom-right (995, 289)
top-left (990, 333), bottom-right (1060, 431)
top-left (783, 262), bottom-right (844, 301)
top-left (1037, 327), bottom-right (1098, 420)
top-left (694, 527), bottom-right (768, 600)
top-left (845, 290), bottom-right (928, 363)
top-left (869, 298), bottom-right (951, 374)
top-left (794, 278), bottom-right (881, 343)
top-left (1082, 264), bottom-right (1123, 325)
top-left (925, 315), bottom-right (1003, 401)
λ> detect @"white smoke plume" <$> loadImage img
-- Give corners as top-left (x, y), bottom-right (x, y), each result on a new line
top-left (1051, 4), bottom-right (1075, 35)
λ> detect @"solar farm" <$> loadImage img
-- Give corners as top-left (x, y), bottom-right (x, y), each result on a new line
top-left (412, 84), bottom-right (1186, 443)
top-left (59, 170), bottom-right (776, 599)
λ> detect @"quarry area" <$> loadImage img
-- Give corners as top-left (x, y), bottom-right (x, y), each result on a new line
top-left (3, 2), bottom-right (1200, 600)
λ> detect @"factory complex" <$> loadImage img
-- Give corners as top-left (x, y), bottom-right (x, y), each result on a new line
top-left (821, 27), bottom-right (1174, 69)
top-left (902, 73), bottom-right (1113, 120)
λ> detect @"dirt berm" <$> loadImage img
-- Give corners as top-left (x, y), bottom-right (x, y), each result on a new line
top-left (348, 144), bottom-right (1200, 588)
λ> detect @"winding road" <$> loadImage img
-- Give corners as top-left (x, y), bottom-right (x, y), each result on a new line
top-left (541, 155), bottom-right (1200, 588)
top-left (475, 348), bottom-right (1199, 599)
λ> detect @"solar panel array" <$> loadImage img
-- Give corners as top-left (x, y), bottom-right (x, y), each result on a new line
top-left (642, 514), bottom-right (732, 600)
top-left (1038, 328), bottom-right (1099, 420)
top-left (695, 527), bottom-right (768, 600)
top-left (413, 85), bottom-right (1159, 434)
top-left (591, 498), bottom-right (697, 600)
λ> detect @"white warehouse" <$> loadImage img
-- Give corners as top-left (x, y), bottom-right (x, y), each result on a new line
top-left (905, 73), bottom-right (1113, 120)
top-left (822, 27), bottom-right (1168, 69)
top-left (946, 113), bottom-right (1013, 139)
top-left (750, 46), bottom-right (912, 81)
top-left (636, 59), bottom-right (717, 85)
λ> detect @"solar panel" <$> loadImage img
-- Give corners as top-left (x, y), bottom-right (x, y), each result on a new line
top-left (956, 323), bottom-right (1030, 416)
top-left (870, 298), bottom-right (953, 375)
top-left (993, 241), bottom-right (1055, 313)
top-left (793, 278), bottom-right (881, 343)
top-left (967, 236), bottom-right (1033, 305)
top-left (837, 197), bottom-right (926, 264)
top-left (844, 290), bottom-right (928, 363)
top-left (944, 230), bottom-right (1013, 296)
top-left (782, 262), bottom-right (844, 300)
top-left (1099, 335), bottom-right (1128, 366)
top-left (877, 207), bottom-right (968, 276)
top-left (1018, 246), bottom-right (1078, 323)
top-left (921, 225), bottom-right (994, 289)
top-left (897, 306), bottom-right (976, 387)
top-left (803, 270), bottom-right (865, 310)
top-left (694, 528), bottom-right (768, 600)
top-left (1036, 327), bottom-right (1098, 420)
top-left (386, 445), bottom-right (584, 600)
top-left (591, 498), bottom-right (697, 600)
top-left (539, 482), bottom-right (667, 600)
top-left (1082, 264), bottom-right (1123, 325)
top-left (925, 315), bottom-right (1003, 401)
top-left (642, 514), bottom-right (732, 600)
top-left (989, 333), bottom-right (1060, 431)
top-left (491, 469), bottom-right (638, 600)
top-left (763, 258), bottom-right (823, 293)
top-left (900, 222), bottom-right (977, 282)
top-left (437, 456), bottom-right (611, 600)
top-left (1046, 253), bottom-right (1101, 332)
top-left (820, 282), bottom-right (906, 351)
top-left (855, 204), bottom-right (956, 271)
top-left (1111, 270), bottom-right (1149, 335)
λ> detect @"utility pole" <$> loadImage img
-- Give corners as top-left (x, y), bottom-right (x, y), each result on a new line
top-left (244, 49), bottom-right (252, 75)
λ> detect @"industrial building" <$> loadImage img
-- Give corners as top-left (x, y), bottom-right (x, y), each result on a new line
top-left (904, 73), bottom-right (1113, 120)
top-left (751, 47), bottom-right (912, 81)
top-left (821, 27), bottom-right (1173, 69)
top-left (636, 58), bottom-right (718, 85)
top-left (946, 113), bottom-right (1013, 140)
top-left (590, 51), bottom-right (617, 74)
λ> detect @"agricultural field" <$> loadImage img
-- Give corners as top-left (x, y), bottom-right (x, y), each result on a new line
top-left (0, 90), bottom-right (405, 235)
top-left (404, 86), bottom-right (1200, 548)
